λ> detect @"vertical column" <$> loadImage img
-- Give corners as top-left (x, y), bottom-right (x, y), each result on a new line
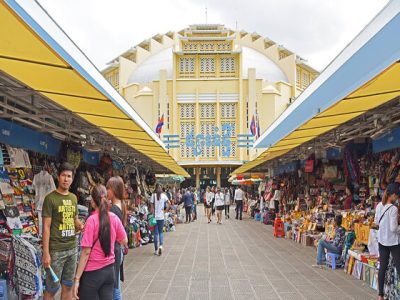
top-left (196, 167), bottom-right (200, 189)
top-left (172, 54), bottom-right (178, 159)
top-left (216, 89), bottom-right (220, 161)
top-left (248, 68), bottom-right (257, 161)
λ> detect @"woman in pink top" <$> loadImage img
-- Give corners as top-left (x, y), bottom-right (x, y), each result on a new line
top-left (73, 185), bottom-right (127, 300)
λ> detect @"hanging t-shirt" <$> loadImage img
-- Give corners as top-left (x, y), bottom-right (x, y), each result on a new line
top-left (80, 211), bottom-right (126, 272)
top-left (42, 191), bottom-right (78, 251)
top-left (32, 170), bottom-right (56, 211)
top-left (0, 169), bottom-right (14, 195)
top-left (150, 193), bottom-right (168, 220)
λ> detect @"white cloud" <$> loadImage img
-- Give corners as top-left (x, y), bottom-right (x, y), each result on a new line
top-left (37, 0), bottom-right (389, 71)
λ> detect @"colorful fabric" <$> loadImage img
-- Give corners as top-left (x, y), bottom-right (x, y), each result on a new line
top-left (332, 226), bottom-right (346, 251)
top-left (12, 236), bottom-right (42, 297)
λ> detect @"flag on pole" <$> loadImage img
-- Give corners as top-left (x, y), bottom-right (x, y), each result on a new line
top-left (155, 114), bottom-right (164, 137)
top-left (250, 115), bottom-right (256, 136)
top-left (256, 113), bottom-right (261, 139)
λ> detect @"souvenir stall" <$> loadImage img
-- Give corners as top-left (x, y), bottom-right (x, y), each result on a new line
top-left (0, 119), bottom-right (160, 298)
top-left (253, 137), bottom-right (400, 297)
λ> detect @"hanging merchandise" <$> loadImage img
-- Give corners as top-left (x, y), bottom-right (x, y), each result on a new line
top-left (304, 159), bottom-right (314, 173)
top-left (11, 235), bottom-right (43, 299)
top-left (59, 142), bottom-right (82, 169)
top-left (0, 170), bottom-right (14, 196)
top-left (99, 154), bottom-right (113, 178)
top-left (323, 165), bottom-right (338, 179)
top-left (32, 170), bottom-right (56, 211)
top-left (0, 144), bottom-right (11, 166)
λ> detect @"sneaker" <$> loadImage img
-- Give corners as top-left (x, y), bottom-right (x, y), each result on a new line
top-left (154, 250), bottom-right (158, 256)
top-left (158, 246), bottom-right (163, 256)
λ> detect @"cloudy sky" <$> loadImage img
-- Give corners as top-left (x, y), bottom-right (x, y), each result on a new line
top-left (37, 0), bottom-right (389, 71)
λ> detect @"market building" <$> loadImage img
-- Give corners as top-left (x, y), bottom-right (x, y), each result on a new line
top-left (102, 24), bottom-right (319, 188)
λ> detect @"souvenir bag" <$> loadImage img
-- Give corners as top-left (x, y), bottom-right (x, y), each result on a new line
top-left (304, 159), bottom-right (314, 173)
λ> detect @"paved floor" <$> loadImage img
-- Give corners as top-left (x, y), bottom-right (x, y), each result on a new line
top-left (121, 207), bottom-right (376, 300)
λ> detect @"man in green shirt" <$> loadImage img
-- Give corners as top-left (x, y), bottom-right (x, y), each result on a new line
top-left (42, 163), bottom-right (82, 300)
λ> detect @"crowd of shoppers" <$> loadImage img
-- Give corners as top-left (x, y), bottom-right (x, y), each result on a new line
top-left (41, 163), bottom-right (128, 300)
top-left (42, 166), bottom-right (251, 300)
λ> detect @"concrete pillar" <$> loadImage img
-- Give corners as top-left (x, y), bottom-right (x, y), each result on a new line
top-left (196, 167), bottom-right (200, 189)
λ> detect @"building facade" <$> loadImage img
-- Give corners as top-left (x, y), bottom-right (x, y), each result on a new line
top-left (103, 24), bottom-right (318, 188)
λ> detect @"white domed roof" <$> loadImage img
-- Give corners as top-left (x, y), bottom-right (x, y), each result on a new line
top-left (127, 48), bottom-right (173, 84)
top-left (127, 46), bottom-right (288, 84)
top-left (242, 47), bottom-right (288, 82)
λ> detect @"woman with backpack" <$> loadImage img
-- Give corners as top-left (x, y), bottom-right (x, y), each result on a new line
top-left (374, 183), bottom-right (400, 300)
top-left (73, 185), bottom-right (127, 300)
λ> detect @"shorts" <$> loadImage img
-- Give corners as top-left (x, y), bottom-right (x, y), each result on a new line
top-left (205, 204), bottom-right (211, 209)
top-left (46, 248), bottom-right (78, 294)
top-left (216, 205), bottom-right (224, 211)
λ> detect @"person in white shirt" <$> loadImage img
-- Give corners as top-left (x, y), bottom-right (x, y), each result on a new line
top-left (374, 183), bottom-right (400, 300)
top-left (205, 186), bottom-right (213, 224)
top-left (234, 186), bottom-right (244, 220)
top-left (150, 183), bottom-right (170, 256)
top-left (224, 188), bottom-right (231, 219)
top-left (214, 187), bottom-right (225, 224)
top-left (211, 186), bottom-right (216, 216)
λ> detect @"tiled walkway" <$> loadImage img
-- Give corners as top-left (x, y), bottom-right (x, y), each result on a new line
top-left (121, 207), bottom-right (376, 300)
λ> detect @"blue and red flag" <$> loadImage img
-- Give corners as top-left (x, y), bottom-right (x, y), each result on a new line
top-left (250, 115), bottom-right (256, 136)
top-left (256, 114), bottom-right (261, 139)
top-left (155, 114), bottom-right (164, 137)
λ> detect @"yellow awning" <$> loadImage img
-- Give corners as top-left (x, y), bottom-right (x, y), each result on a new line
top-left (0, 1), bottom-right (189, 177)
top-left (234, 62), bottom-right (400, 174)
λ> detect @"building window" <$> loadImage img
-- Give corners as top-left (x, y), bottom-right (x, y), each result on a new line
top-left (220, 57), bottom-right (235, 76)
top-left (200, 43), bottom-right (214, 52)
top-left (200, 122), bottom-right (216, 158)
top-left (246, 102), bottom-right (249, 128)
top-left (296, 67), bottom-right (301, 87)
top-left (216, 42), bottom-right (231, 51)
top-left (179, 58), bottom-right (195, 73)
top-left (220, 103), bottom-right (236, 119)
top-left (200, 57), bottom-right (215, 77)
top-left (183, 42), bottom-right (197, 52)
top-left (200, 103), bottom-right (216, 119)
top-left (180, 103), bottom-right (195, 119)
top-left (302, 71), bottom-right (309, 88)
top-left (167, 103), bottom-right (170, 130)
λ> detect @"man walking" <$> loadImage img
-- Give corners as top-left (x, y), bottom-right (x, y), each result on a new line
top-left (234, 186), bottom-right (245, 220)
top-left (183, 188), bottom-right (193, 223)
top-left (42, 162), bottom-right (82, 300)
